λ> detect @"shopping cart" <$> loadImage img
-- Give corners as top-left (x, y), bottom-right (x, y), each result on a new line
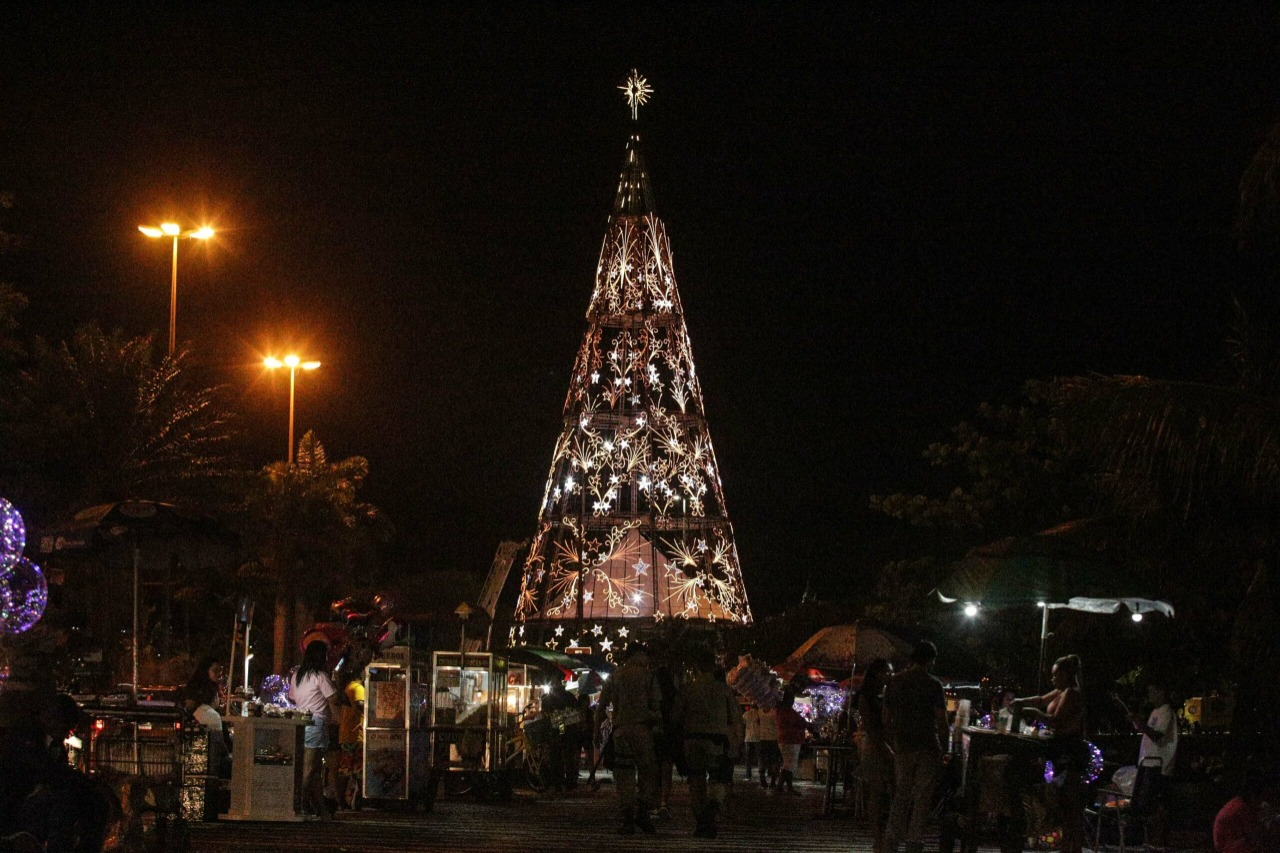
top-left (81, 703), bottom-right (199, 851)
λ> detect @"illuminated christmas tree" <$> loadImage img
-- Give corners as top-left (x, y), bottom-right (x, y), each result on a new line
top-left (512, 71), bottom-right (753, 654)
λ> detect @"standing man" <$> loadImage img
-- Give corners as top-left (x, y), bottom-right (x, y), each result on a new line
top-left (596, 643), bottom-right (662, 835)
top-left (882, 640), bottom-right (948, 853)
top-left (1135, 681), bottom-right (1179, 849)
top-left (742, 704), bottom-right (761, 781)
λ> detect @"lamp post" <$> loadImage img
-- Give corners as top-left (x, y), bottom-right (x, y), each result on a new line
top-left (263, 354), bottom-right (320, 464)
top-left (138, 223), bottom-right (215, 357)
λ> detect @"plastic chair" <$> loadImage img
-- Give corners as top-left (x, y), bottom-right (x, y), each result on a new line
top-left (1085, 756), bottom-right (1162, 852)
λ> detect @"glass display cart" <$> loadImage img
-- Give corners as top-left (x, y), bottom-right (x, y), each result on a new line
top-left (430, 651), bottom-right (511, 797)
top-left (362, 648), bottom-right (431, 807)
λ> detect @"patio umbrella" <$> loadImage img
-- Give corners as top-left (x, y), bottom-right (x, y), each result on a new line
top-left (781, 624), bottom-right (911, 679)
top-left (35, 500), bottom-right (236, 700)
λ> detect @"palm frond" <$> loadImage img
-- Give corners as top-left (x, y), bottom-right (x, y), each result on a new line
top-left (1049, 374), bottom-right (1280, 516)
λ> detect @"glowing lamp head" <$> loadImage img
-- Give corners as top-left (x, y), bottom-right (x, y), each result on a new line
top-left (284, 354), bottom-right (300, 368)
top-left (1131, 612), bottom-right (1143, 623)
top-left (160, 222), bottom-right (181, 236)
top-left (263, 357), bottom-right (284, 369)
top-left (963, 603), bottom-right (979, 618)
top-left (138, 226), bottom-right (164, 238)
top-left (301, 361), bottom-right (320, 370)
top-left (190, 227), bottom-right (215, 240)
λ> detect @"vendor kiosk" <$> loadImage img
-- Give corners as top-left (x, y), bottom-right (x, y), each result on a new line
top-left (363, 648), bottom-right (431, 806)
top-left (430, 651), bottom-right (511, 788)
top-left (223, 715), bottom-right (308, 822)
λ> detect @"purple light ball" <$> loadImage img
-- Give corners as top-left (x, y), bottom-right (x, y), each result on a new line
top-left (0, 556), bottom-right (48, 634)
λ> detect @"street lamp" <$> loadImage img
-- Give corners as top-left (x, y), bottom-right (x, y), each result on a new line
top-left (263, 354), bottom-right (320, 464)
top-left (138, 222), bottom-right (215, 357)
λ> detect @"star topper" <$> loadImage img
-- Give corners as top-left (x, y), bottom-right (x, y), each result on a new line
top-left (620, 69), bottom-right (653, 121)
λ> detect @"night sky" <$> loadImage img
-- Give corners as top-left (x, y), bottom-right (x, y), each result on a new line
top-left (2, 6), bottom-right (1278, 615)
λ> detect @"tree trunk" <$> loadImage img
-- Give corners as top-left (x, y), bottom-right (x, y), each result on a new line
top-left (273, 591), bottom-right (295, 674)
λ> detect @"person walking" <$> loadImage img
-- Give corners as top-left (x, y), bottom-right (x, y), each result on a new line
top-left (756, 698), bottom-right (781, 789)
top-left (596, 643), bottom-right (662, 835)
top-left (742, 704), bottom-right (761, 781)
top-left (291, 639), bottom-right (340, 819)
top-left (858, 658), bottom-right (895, 853)
top-left (774, 688), bottom-right (808, 795)
top-left (652, 665), bottom-right (681, 820)
top-left (882, 640), bottom-right (948, 853)
top-left (674, 651), bottom-right (744, 839)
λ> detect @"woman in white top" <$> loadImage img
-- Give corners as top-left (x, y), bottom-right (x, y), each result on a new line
top-left (291, 640), bottom-right (338, 818)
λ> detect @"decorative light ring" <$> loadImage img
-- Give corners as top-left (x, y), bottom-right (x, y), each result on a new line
top-left (0, 556), bottom-right (48, 634)
top-left (1042, 741), bottom-right (1104, 786)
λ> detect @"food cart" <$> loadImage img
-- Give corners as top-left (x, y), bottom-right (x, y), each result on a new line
top-left (362, 646), bottom-right (431, 808)
top-left (429, 651), bottom-right (512, 797)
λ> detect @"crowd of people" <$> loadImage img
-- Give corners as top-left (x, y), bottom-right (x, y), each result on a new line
top-left (3, 634), bottom-right (1277, 851)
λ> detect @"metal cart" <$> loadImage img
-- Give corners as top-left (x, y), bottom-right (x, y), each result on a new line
top-left (362, 647), bottom-right (431, 808)
top-left (429, 651), bottom-right (512, 798)
top-left (81, 703), bottom-right (193, 849)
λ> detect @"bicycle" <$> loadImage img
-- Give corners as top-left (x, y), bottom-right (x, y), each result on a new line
top-left (502, 713), bottom-right (550, 793)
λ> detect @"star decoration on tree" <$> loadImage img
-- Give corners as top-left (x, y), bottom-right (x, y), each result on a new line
top-left (554, 625), bottom-right (565, 636)
top-left (618, 627), bottom-right (629, 638)
top-left (600, 637), bottom-right (614, 652)
top-left (591, 624), bottom-right (604, 636)
top-left (633, 559), bottom-right (649, 576)
top-left (619, 69), bottom-right (653, 121)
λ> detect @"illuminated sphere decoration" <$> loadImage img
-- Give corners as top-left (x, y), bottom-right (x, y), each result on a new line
top-left (0, 556), bottom-right (48, 635)
top-left (0, 498), bottom-right (25, 567)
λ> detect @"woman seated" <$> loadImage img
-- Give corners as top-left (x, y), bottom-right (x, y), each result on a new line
top-left (183, 658), bottom-right (231, 776)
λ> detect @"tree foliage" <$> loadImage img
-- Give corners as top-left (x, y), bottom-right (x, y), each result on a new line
top-left (0, 323), bottom-right (239, 520)
top-left (239, 430), bottom-right (390, 670)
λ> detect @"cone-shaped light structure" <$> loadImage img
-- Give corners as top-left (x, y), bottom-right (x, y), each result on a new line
top-left (512, 72), bottom-right (752, 653)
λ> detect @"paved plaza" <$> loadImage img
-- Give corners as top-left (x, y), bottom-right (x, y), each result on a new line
top-left (191, 775), bottom-right (900, 853)
top-left (186, 773), bottom-right (1215, 853)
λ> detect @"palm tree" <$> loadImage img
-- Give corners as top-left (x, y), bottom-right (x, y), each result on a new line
top-left (1047, 370), bottom-right (1280, 752)
top-left (0, 322), bottom-right (240, 517)
top-left (240, 431), bottom-right (388, 672)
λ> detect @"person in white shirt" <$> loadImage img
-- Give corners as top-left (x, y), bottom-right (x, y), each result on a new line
top-left (291, 640), bottom-right (339, 818)
top-left (1134, 682), bottom-right (1178, 848)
